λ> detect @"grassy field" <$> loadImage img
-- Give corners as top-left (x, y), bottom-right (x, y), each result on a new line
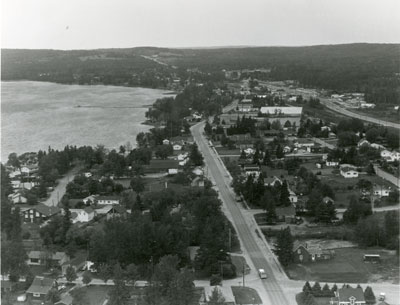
top-left (296, 293), bottom-right (331, 305)
top-left (231, 286), bottom-right (262, 304)
top-left (349, 107), bottom-right (399, 124)
top-left (286, 247), bottom-right (399, 283)
top-left (85, 286), bottom-right (112, 305)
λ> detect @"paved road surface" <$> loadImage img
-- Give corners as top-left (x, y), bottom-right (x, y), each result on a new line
top-left (42, 166), bottom-right (81, 207)
top-left (321, 99), bottom-right (400, 130)
top-left (192, 122), bottom-right (290, 305)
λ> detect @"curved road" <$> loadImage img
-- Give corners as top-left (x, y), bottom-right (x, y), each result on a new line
top-left (321, 99), bottom-right (400, 130)
top-left (192, 122), bottom-right (290, 305)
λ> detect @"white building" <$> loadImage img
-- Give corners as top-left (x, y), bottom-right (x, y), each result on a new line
top-left (173, 144), bottom-right (182, 151)
top-left (162, 139), bottom-right (170, 145)
top-left (340, 164), bottom-right (359, 178)
top-left (70, 207), bottom-right (95, 223)
top-left (373, 186), bottom-right (390, 197)
top-left (96, 196), bottom-right (121, 205)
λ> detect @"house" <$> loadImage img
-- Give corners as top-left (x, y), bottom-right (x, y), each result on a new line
top-left (9, 191), bottom-right (28, 204)
top-left (373, 186), bottom-right (390, 197)
top-left (106, 205), bottom-right (128, 220)
top-left (283, 146), bottom-right (291, 153)
top-left (294, 138), bottom-right (315, 149)
top-left (200, 286), bottom-right (236, 305)
top-left (144, 160), bottom-right (179, 174)
top-left (244, 148), bottom-right (254, 155)
top-left (326, 160), bottom-right (339, 167)
top-left (260, 106), bottom-right (303, 116)
top-left (340, 164), bottom-right (359, 178)
top-left (289, 189), bottom-right (298, 203)
top-left (177, 153), bottom-right (188, 161)
top-left (84, 172), bottom-right (92, 178)
top-left (192, 167), bottom-right (204, 176)
top-left (96, 196), bottom-right (121, 205)
top-left (61, 253), bottom-right (87, 275)
top-left (191, 177), bottom-right (205, 188)
top-left (380, 150), bottom-right (392, 159)
top-left (323, 196), bottom-right (335, 205)
top-left (22, 205), bottom-right (61, 223)
top-left (27, 251), bottom-right (69, 266)
top-left (70, 207), bottom-right (95, 223)
top-left (173, 144), bottom-right (183, 151)
top-left (358, 139), bottom-right (370, 147)
top-left (162, 139), bottom-right (170, 145)
top-left (293, 241), bottom-right (334, 263)
top-left (264, 176), bottom-right (282, 187)
top-left (26, 276), bottom-right (55, 301)
top-left (243, 166), bottom-right (260, 178)
top-left (330, 287), bottom-right (366, 305)
top-left (82, 195), bottom-right (97, 205)
top-left (371, 143), bottom-right (385, 150)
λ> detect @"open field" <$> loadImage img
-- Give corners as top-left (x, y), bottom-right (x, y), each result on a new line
top-left (84, 286), bottom-right (112, 305)
top-left (286, 247), bottom-right (399, 283)
top-left (348, 107), bottom-right (400, 124)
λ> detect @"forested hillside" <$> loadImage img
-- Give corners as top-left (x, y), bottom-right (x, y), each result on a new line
top-left (2, 44), bottom-right (399, 102)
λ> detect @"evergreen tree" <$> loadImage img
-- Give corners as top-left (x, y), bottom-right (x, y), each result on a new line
top-left (303, 281), bottom-right (312, 294)
top-left (322, 283), bottom-right (332, 297)
top-left (204, 121), bottom-right (213, 135)
top-left (276, 144), bottom-right (284, 159)
top-left (364, 286), bottom-right (376, 305)
top-left (253, 149), bottom-right (260, 165)
top-left (279, 180), bottom-right (291, 207)
top-left (65, 266), bottom-right (77, 282)
top-left (262, 191), bottom-right (277, 224)
top-left (189, 144), bottom-right (204, 166)
top-left (274, 227), bottom-right (294, 266)
top-left (82, 271), bottom-right (92, 285)
top-left (263, 150), bottom-right (271, 166)
top-left (62, 204), bottom-right (72, 243)
top-left (331, 284), bottom-right (338, 294)
top-left (108, 263), bottom-right (130, 305)
top-left (312, 282), bottom-right (322, 297)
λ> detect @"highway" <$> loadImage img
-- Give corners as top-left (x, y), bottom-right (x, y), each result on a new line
top-left (191, 122), bottom-right (290, 305)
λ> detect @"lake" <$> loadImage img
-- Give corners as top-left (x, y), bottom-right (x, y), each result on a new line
top-left (1, 81), bottom-right (170, 161)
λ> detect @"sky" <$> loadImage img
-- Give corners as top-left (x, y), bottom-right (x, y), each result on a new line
top-left (2, 0), bottom-right (400, 50)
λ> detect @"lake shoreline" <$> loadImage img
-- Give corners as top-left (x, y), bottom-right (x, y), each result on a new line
top-left (1, 81), bottom-right (172, 160)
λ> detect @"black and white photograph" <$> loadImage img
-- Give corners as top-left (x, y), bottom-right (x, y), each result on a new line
top-left (1, 1), bottom-right (399, 304)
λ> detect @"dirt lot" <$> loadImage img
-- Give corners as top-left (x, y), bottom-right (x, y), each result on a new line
top-left (286, 247), bottom-right (399, 284)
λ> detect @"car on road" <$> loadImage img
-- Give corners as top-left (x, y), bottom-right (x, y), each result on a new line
top-left (258, 268), bottom-right (267, 279)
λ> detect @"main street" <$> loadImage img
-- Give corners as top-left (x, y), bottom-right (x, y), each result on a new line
top-left (191, 122), bottom-right (291, 305)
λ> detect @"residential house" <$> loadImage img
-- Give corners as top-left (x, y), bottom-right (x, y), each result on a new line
top-left (173, 144), bottom-right (182, 151)
top-left (293, 241), bottom-right (334, 263)
top-left (191, 177), bottom-right (205, 188)
top-left (330, 287), bottom-right (366, 305)
top-left (243, 166), bottom-right (260, 178)
top-left (373, 186), bottom-right (390, 197)
top-left (244, 147), bottom-right (254, 155)
top-left (144, 160), bottom-right (179, 175)
top-left (9, 191), bottom-right (28, 204)
top-left (61, 253), bottom-right (87, 275)
top-left (264, 176), bottom-right (282, 187)
top-left (106, 205), bottom-right (128, 220)
top-left (340, 164), bottom-right (359, 178)
top-left (357, 139), bottom-right (370, 147)
top-left (371, 143), bottom-right (385, 150)
top-left (289, 189), bottom-right (298, 203)
top-left (294, 138), bottom-right (315, 149)
top-left (26, 276), bottom-right (55, 302)
top-left (96, 196), bottom-right (121, 205)
top-left (70, 207), bottom-right (95, 223)
top-left (192, 167), bottom-right (203, 176)
top-left (323, 196), bottom-right (335, 205)
top-left (22, 205), bottom-right (61, 223)
top-left (326, 160), bottom-right (339, 167)
top-left (200, 286), bottom-right (236, 305)
top-left (83, 195), bottom-right (97, 205)
top-left (27, 251), bottom-right (69, 266)
top-left (162, 139), bottom-right (170, 145)
top-left (177, 153), bottom-right (188, 161)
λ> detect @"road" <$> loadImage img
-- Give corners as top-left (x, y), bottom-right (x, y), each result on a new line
top-left (42, 166), bottom-right (81, 207)
top-left (374, 164), bottom-right (400, 189)
top-left (321, 99), bottom-right (400, 130)
top-left (191, 122), bottom-right (290, 305)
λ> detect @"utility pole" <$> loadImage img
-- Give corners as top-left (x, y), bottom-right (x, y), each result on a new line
top-left (242, 262), bottom-right (245, 287)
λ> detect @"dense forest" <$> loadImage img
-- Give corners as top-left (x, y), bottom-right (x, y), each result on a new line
top-left (2, 44), bottom-right (399, 103)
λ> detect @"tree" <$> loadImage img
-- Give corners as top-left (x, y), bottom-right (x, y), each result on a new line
top-left (108, 263), bottom-right (130, 305)
top-left (312, 282), bottom-right (322, 297)
top-left (303, 281), bottom-right (312, 294)
top-left (262, 191), bottom-right (277, 224)
top-left (279, 181), bottom-right (291, 207)
top-left (82, 271), bottom-right (92, 285)
top-left (65, 266), bottom-right (77, 282)
top-left (364, 286), bottom-right (376, 305)
top-left (343, 195), bottom-right (372, 224)
top-left (62, 204), bottom-right (72, 244)
top-left (189, 143), bottom-right (204, 166)
top-left (365, 128), bottom-right (380, 142)
top-left (322, 283), bottom-right (332, 297)
top-left (276, 144), bottom-right (284, 159)
top-left (124, 263), bottom-right (139, 284)
top-left (204, 121), bottom-right (213, 135)
top-left (1, 240), bottom-right (28, 282)
top-left (46, 288), bottom-right (61, 304)
top-left (70, 287), bottom-right (89, 305)
top-left (210, 274), bottom-right (222, 286)
top-left (274, 227), bottom-right (293, 266)
top-left (130, 176), bottom-right (145, 195)
top-left (175, 268), bottom-right (195, 305)
top-left (98, 263), bottom-right (113, 283)
top-left (366, 163), bottom-right (375, 175)
top-left (271, 119), bottom-right (282, 131)
top-left (208, 286), bottom-right (226, 305)
top-left (155, 145), bottom-right (173, 159)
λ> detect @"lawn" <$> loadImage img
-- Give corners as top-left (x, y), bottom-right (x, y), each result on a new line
top-left (286, 247), bottom-right (399, 283)
top-left (85, 286), bottom-right (112, 305)
top-left (231, 286), bottom-right (262, 304)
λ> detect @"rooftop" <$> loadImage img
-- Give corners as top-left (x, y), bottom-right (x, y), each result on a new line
top-left (260, 106), bottom-right (303, 115)
top-left (337, 287), bottom-right (365, 302)
top-left (26, 276), bottom-right (54, 295)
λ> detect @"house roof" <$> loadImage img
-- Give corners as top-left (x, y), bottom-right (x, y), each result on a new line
top-left (28, 251), bottom-right (67, 260)
top-left (293, 241), bottom-right (330, 256)
top-left (26, 205), bottom-right (61, 217)
top-left (337, 287), bottom-right (365, 302)
top-left (260, 106), bottom-right (303, 115)
top-left (323, 196), bottom-right (334, 203)
top-left (26, 276), bottom-right (54, 295)
top-left (264, 176), bottom-right (282, 185)
top-left (108, 205), bottom-right (127, 214)
top-left (96, 196), bottom-right (121, 201)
